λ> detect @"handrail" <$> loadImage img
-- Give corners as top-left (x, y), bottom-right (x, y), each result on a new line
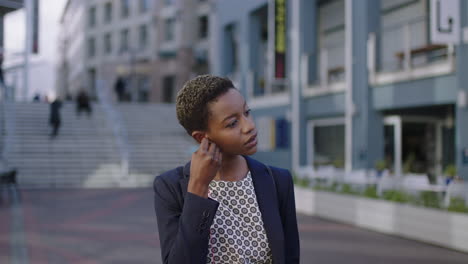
top-left (96, 79), bottom-right (130, 182)
top-left (0, 81), bottom-right (15, 169)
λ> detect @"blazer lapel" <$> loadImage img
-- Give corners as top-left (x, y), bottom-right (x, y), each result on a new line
top-left (244, 156), bottom-right (285, 263)
top-left (179, 161), bottom-right (191, 201)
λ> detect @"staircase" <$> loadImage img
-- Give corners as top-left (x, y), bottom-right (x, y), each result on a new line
top-left (1, 102), bottom-right (196, 188)
top-left (116, 103), bottom-right (196, 183)
top-left (3, 102), bottom-right (122, 188)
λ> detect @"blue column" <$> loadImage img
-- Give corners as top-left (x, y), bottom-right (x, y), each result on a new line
top-left (350, 0), bottom-right (384, 170)
top-left (297, 0), bottom-right (317, 167)
top-left (456, 0), bottom-right (468, 180)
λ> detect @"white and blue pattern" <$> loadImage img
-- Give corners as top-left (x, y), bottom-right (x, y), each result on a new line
top-left (207, 171), bottom-right (272, 264)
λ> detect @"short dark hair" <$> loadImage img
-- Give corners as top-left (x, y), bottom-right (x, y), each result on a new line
top-left (176, 75), bottom-right (235, 135)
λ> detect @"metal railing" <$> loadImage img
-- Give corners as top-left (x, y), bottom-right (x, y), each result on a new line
top-left (369, 16), bottom-right (454, 74)
top-left (300, 47), bottom-right (346, 93)
top-left (246, 70), bottom-right (288, 99)
top-left (0, 81), bottom-right (16, 168)
top-left (96, 79), bottom-right (130, 182)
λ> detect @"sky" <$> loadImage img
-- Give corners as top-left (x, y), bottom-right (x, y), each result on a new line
top-left (4, 0), bottom-right (67, 66)
top-left (4, 0), bottom-right (67, 100)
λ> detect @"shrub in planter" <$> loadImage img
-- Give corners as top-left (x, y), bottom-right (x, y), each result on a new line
top-left (447, 197), bottom-right (468, 213)
top-left (418, 191), bottom-right (442, 209)
top-left (444, 164), bottom-right (457, 178)
top-left (363, 185), bottom-right (379, 199)
top-left (375, 160), bottom-right (387, 171)
top-left (293, 174), bottom-right (310, 188)
top-left (313, 182), bottom-right (339, 192)
top-left (382, 190), bottom-right (413, 204)
top-left (339, 183), bottom-right (360, 195)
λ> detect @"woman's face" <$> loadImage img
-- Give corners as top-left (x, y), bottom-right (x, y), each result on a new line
top-left (205, 89), bottom-right (258, 156)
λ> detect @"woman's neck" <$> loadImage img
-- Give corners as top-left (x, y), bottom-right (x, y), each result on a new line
top-left (213, 154), bottom-right (247, 181)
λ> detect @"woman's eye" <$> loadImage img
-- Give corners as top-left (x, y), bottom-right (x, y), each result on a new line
top-left (245, 109), bottom-right (251, 116)
top-left (227, 120), bottom-right (238, 128)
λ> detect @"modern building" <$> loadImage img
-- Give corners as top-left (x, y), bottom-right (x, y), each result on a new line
top-left (151, 0), bottom-right (215, 103)
top-left (213, 0), bottom-right (468, 180)
top-left (59, 0), bottom-right (156, 100)
top-left (58, 0), bottom-right (215, 102)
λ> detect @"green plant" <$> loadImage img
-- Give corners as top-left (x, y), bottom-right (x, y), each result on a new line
top-left (339, 184), bottom-right (360, 195)
top-left (332, 159), bottom-right (344, 169)
top-left (444, 164), bottom-right (457, 178)
top-left (375, 160), bottom-right (387, 171)
top-left (382, 190), bottom-right (413, 203)
top-left (293, 174), bottom-right (310, 188)
top-left (418, 191), bottom-right (441, 209)
top-left (447, 197), bottom-right (468, 213)
top-left (403, 153), bottom-right (416, 174)
top-left (313, 182), bottom-right (339, 192)
top-left (363, 186), bottom-right (379, 199)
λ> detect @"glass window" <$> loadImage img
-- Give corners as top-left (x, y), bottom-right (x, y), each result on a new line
top-left (314, 124), bottom-right (345, 168)
top-left (318, 0), bottom-right (345, 83)
top-left (104, 2), bottom-right (112, 23)
top-left (139, 0), bottom-right (150, 13)
top-left (104, 33), bottom-right (112, 54)
top-left (162, 76), bottom-right (175, 103)
top-left (225, 24), bottom-right (238, 74)
top-left (88, 37), bottom-right (96, 58)
top-left (165, 18), bottom-right (175, 41)
top-left (121, 0), bottom-right (130, 18)
top-left (139, 24), bottom-right (148, 49)
top-left (88, 6), bottom-right (96, 27)
top-left (120, 29), bottom-right (129, 53)
top-left (198, 16), bottom-right (208, 39)
top-left (138, 75), bottom-right (150, 102)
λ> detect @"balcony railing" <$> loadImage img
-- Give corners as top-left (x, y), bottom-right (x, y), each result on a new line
top-left (246, 70), bottom-right (288, 99)
top-left (301, 45), bottom-right (346, 96)
top-left (368, 16), bottom-right (455, 85)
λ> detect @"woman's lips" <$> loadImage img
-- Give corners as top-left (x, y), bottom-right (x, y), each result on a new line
top-left (245, 134), bottom-right (258, 148)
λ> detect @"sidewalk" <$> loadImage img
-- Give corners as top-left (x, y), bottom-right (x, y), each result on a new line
top-left (1, 188), bottom-right (467, 263)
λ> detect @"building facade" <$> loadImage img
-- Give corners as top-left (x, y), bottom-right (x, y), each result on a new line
top-left (58, 0), bottom-right (214, 102)
top-left (59, 0), bottom-right (156, 100)
top-left (214, 0), bottom-right (468, 180)
top-left (151, 0), bottom-right (214, 103)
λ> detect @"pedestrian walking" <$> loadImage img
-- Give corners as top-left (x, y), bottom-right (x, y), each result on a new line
top-left (49, 97), bottom-right (62, 138)
top-left (76, 89), bottom-right (92, 117)
top-left (153, 75), bottom-right (300, 264)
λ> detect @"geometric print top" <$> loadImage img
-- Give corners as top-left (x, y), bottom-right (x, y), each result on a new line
top-left (207, 171), bottom-right (273, 264)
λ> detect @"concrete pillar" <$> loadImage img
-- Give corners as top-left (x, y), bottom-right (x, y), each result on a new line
top-left (298, 0), bottom-right (317, 167)
top-left (349, 0), bottom-right (384, 170)
top-left (456, 0), bottom-right (468, 180)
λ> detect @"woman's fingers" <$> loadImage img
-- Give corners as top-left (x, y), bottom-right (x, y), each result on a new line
top-left (200, 137), bottom-right (209, 152)
top-left (214, 145), bottom-right (220, 162)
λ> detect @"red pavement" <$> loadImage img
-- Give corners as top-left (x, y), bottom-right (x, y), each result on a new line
top-left (1, 188), bottom-right (467, 264)
top-left (19, 189), bottom-right (159, 264)
top-left (0, 200), bottom-right (11, 264)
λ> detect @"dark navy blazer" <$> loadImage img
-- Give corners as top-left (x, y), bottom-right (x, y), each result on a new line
top-left (153, 155), bottom-right (300, 264)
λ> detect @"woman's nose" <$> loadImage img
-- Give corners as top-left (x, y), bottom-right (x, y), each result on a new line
top-left (242, 116), bottom-right (255, 134)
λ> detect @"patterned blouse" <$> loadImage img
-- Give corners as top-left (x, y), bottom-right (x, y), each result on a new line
top-left (207, 171), bottom-right (273, 264)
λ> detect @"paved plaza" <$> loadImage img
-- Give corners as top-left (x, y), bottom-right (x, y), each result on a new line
top-left (0, 188), bottom-right (467, 263)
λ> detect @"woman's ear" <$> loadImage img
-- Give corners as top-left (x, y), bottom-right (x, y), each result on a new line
top-left (191, 131), bottom-right (206, 144)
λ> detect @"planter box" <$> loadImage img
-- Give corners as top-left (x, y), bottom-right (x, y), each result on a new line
top-left (294, 186), bottom-right (468, 253)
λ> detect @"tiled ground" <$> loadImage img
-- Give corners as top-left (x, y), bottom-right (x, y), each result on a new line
top-left (1, 188), bottom-right (467, 263)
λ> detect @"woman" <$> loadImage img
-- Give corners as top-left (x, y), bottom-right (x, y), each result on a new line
top-left (153, 75), bottom-right (300, 263)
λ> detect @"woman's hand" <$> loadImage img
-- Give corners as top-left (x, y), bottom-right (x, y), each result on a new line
top-left (188, 137), bottom-right (222, 198)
